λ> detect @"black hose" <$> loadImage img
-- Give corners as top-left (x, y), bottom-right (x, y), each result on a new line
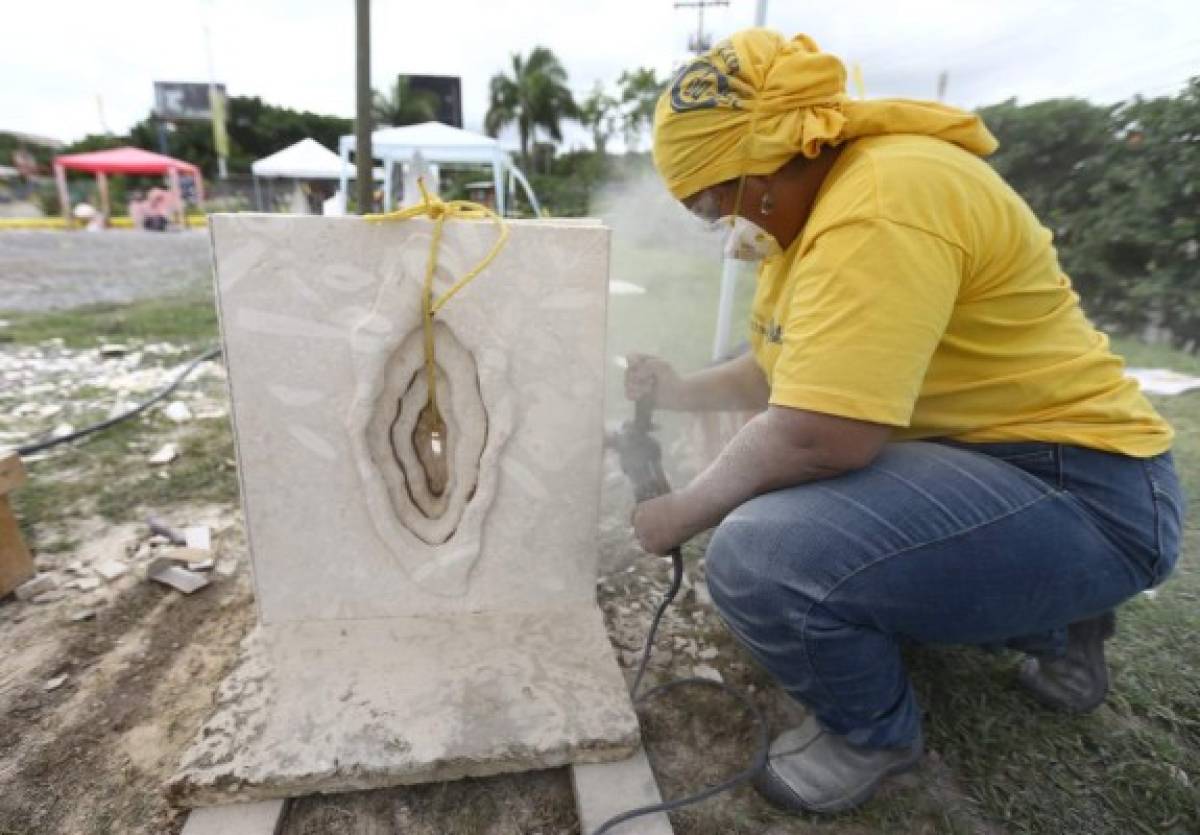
top-left (15, 345), bottom-right (223, 457)
top-left (592, 548), bottom-right (771, 835)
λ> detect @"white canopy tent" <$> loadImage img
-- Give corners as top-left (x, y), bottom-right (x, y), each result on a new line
top-left (251, 138), bottom-right (383, 213)
top-left (253, 138), bottom-right (356, 179)
top-left (338, 121), bottom-right (540, 216)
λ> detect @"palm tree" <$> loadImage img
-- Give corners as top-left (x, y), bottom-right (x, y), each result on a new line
top-left (484, 47), bottom-right (577, 170)
top-left (579, 82), bottom-right (619, 158)
top-left (372, 77), bottom-right (439, 127)
top-left (618, 67), bottom-right (663, 151)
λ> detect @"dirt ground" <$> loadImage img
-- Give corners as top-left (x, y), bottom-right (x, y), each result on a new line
top-left (0, 510), bottom-right (254, 835)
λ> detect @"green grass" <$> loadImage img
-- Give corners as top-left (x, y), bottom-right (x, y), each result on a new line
top-left (1112, 336), bottom-right (1200, 376)
top-left (0, 289), bottom-right (219, 349)
top-left (2, 289), bottom-right (230, 549)
top-left (11, 409), bottom-right (238, 551)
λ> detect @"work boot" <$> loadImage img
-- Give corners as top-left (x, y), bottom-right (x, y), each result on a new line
top-left (1018, 611), bottom-right (1117, 713)
top-left (752, 715), bottom-right (923, 814)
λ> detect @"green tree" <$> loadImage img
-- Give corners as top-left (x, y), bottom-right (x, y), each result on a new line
top-left (980, 84), bottom-right (1200, 351)
top-left (578, 82), bottom-right (619, 157)
top-left (484, 46), bottom-right (577, 170)
top-left (125, 97), bottom-right (351, 177)
top-left (617, 67), bottom-right (663, 150)
top-left (1074, 83), bottom-right (1200, 349)
top-left (372, 77), bottom-right (440, 127)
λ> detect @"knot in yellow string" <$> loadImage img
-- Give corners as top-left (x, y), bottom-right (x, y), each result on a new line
top-left (365, 177), bottom-right (509, 419)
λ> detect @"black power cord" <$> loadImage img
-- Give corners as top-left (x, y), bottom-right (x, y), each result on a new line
top-left (595, 397), bottom-right (771, 834)
top-left (15, 345), bottom-right (222, 457)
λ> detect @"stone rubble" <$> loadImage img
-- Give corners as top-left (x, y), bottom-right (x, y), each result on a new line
top-left (94, 560), bottom-right (129, 582)
top-left (146, 556), bottom-right (211, 594)
top-left (148, 443), bottom-right (179, 465)
top-left (14, 572), bottom-right (58, 601)
top-left (0, 339), bottom-right (228, 459)
top-left (163, 401), bottom-right (194, 423)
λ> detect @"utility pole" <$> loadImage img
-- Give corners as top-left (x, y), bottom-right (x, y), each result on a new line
top-left (711, 0), bottom-right (766, 363)
top-left (674, 0), bottom-right (729, 54)
top-left (355, 0), bottom-right (373, 214)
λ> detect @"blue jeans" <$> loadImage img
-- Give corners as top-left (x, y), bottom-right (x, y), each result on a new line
top-left (706, 441), bottom-right (1185, 749)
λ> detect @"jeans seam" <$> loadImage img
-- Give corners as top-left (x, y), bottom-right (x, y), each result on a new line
top-left (1140, 460), bottom-right (1164, 559)
top-left (797, 490), bottom-right (1056, 715)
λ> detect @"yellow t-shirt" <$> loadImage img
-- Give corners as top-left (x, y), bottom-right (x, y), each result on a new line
top-left (750, 134), bottom-right (1172, 457)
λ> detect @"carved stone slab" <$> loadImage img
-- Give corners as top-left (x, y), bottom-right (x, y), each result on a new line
top-left (171, 214), bottom-right (637, 806)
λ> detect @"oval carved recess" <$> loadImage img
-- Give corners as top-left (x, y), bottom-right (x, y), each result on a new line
top-left (366, 322), bottom-right (486, 546)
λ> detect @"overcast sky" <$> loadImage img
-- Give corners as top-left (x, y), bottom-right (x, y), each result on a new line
top-left (4, 0), bottom-right (1198, 149)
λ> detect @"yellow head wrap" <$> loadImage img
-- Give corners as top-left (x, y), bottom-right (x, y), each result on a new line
top-left (652, 29), bottom-right (999, 200)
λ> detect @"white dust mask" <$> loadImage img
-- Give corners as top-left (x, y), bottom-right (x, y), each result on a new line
top-left (718, 215), bottom-right (782, 262)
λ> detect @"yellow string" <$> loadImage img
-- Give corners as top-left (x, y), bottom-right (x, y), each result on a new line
top-left (365, 178), bottom-right (509, 418)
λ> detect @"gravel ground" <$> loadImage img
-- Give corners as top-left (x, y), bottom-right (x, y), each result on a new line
top-left (0, 231), bottom-right (212, 312)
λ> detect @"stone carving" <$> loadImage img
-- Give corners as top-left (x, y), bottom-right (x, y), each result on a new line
top-left (171, 215), bottom-right (637, 807)
top-left (347, 229), bottom-right (513, 595)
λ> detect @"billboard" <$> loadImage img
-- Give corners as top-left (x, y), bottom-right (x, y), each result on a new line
top-left (401, 75), bottom-right (463, 128)
top-left (154, 82), bottom-right (227, 121)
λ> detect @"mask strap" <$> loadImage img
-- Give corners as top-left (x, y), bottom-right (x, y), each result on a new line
top-left (728, 174), bottom-right (747, 227)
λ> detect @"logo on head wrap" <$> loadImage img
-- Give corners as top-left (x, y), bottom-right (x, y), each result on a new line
top-left (668, 40), bottom-right (742, 113)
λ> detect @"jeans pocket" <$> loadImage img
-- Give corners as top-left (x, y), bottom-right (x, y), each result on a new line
top-left (980, 444), bottom-right (1060, 488)
top-left (992, 449), bottom-right (1057, 467)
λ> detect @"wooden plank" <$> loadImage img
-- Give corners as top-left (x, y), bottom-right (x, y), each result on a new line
top-left (572, 747), bottom-right (674, 835)
top-left (0, 496), bottom-right (35, 599)
top-left (0, 452), bottom-right (27, 496)
top-left (181, 800), bottom-right (287, 835)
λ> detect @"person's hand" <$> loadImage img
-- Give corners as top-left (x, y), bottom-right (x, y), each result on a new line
top-left (632, 492), bottom-right (688, 555)
top-left (625, 353), bottom-right (687, 409)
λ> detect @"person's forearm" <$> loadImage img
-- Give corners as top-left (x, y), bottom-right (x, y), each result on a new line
top-left (671, 411), bottom-right (846, 540)
top-left (674, 352), bottom-right (769, 412)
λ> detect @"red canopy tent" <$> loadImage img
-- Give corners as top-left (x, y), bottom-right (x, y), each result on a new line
top-left (53, 146), bottom-right (205, 225)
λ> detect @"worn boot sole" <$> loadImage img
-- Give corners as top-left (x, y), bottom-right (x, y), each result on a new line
top-left (1018, 611), bottom-right (1116, 714)
top-left (752, 742), bottom-right (923, 815)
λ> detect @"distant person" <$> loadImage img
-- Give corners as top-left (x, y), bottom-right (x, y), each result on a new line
top-left (72, 202), bottom-right (106, 231)
top-left (626, 28), bottom-right (1183, 815)
top-left (128, 190), bottom-right (148, 229)
top-left (142, 187), bottom-right (174, 231)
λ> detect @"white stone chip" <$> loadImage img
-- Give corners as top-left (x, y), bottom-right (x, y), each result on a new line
top-left (15, 573), bottom-right (58, 601)
top-left (43, 674), bottom-right (69, 691)
top-left (149, 443), bottom-right (179, 465)
top-left (147, 558), bottom-right (211, 594)
top-left (163, 401), bottom-right (194, 422)
top-left (692, 664), bottom-right (724, 683)
top-left (94, 560), bottom-right (129, 582)
top-left (184, 526), bottom-right (211, 550)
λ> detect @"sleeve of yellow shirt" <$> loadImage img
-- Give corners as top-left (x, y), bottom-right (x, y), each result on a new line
top-left (768, 217), bottom-right (965, 426)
